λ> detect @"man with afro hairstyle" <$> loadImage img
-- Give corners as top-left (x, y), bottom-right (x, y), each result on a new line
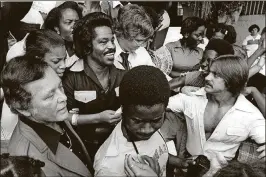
top-left (94, 65), bottom-right (170, 176)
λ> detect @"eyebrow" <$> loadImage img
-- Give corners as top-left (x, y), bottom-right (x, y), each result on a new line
top-left (131, 115), bottom-right (163, 121)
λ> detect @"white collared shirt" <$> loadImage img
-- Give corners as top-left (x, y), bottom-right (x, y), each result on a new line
top-left (113, 36), bottom-right (156, 70)
top-left (94, 121), bottom-right (169, 177)
top-left (167, 88), bottom-right (265, 165)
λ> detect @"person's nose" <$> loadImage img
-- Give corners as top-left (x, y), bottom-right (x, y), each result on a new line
top-left (140, 123), bottom-right (154, 134)
top-left (107, 41), bottom-right (115, 50)
top-left (205, 72), bottom-right (212, 81)
top-left (59, 60), bottom-right (66, 70)
top-left (57, 89), bottom-right (67, 103)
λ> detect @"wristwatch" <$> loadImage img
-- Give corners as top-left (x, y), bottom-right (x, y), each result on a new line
top-left (69, 108), bottom-right (79, 126)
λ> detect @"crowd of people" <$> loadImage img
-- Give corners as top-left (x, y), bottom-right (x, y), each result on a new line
top-left (0, 1), bottom-right (265, 177)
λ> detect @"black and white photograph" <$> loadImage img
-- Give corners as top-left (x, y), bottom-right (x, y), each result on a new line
top-left (0, 1), bottom-right (265, 177)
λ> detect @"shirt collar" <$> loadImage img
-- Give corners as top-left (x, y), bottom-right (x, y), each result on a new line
top-left (114, 35), bottom-right (124, 63)
top-left (19, 116), bottom-right (63, 154)
top-left (233, 94), bottom-right (256, 113)
top-left (193, 89), bottom-right (255, 113)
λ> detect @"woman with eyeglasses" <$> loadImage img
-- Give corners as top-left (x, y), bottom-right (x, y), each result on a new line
top-left (159, 17), bottom-right (206, 78)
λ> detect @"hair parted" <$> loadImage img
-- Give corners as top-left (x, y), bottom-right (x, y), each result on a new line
top-left (26, 29), bottom-right (65, 58)
top-left (115, 4), bottom-right (154, 40)
top-left (210, 55), bottom-right (249, 95)
top-left (1, 56), bottom-right (49, 114)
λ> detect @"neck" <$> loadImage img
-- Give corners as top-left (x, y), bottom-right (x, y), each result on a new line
top-left (86, 55), bottom-right (109, 76)
top-left (207, 91), bottom-right (238, 107)
top-left (27, 116), bottom-right (63, 133)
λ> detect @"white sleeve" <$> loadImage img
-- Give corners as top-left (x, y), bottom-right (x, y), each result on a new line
top-left (167, 93), bottom-right (186, 113)
top-left (249, 118), bottom-right (265, 144)
top-left (242, 36), bottom-right (249, 46)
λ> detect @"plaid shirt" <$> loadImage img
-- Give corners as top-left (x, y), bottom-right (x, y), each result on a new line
top-left (237, 139), bottom-right (263, 164)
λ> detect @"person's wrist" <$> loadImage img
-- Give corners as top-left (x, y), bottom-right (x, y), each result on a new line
top-left (71, 113), bottom-right (79, 126)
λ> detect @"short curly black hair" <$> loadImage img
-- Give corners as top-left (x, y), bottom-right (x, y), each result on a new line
top-left (248, 24), bottom-right (260, 33)
top-left (73, 12), bottom-right (113, 59)
top-left (1, 153), bottom-right (45, 177)
top-left (119, 66), bottom-right (170, 108)
top-left (205, 38), bottom-right (234, 56)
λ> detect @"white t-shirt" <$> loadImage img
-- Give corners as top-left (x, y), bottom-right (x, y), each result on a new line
top-left (242, 34), bottom-right (261, 57)
top-left (94, 121), bottom-right (169, 177)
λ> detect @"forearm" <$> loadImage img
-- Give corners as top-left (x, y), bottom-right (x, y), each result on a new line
top-left (169, 76), bottom-right (185, 90)
top-left (168, 154), bottom-right (185, 167)
top-left (248, 65), bottom-right (262, 78)
top-left (68, 113), bottom-right (103, 125)
top-left (247, 49), bottom-right (265, 67)
top-left (251, 87), bottom-right (266, 117)
top-left (77, 113), bottom-right (103, 124)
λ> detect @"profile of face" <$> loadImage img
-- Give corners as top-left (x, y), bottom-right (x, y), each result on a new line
top-left (123, 104), bottom-right (165, 141)
top-left (200, 49), bottom-right (218, 71)
top-left (21, 67), bottom-right (68, 123)
top-left (251, 28), bottom-right (258, 36)
top-left (91, 26), bottom-right (116, 66)
top-left (120, 35), bottom-right (148, 53)
top-left (204, 63), bottom-right (227, 94)
top-left (185, 25), bottom-right (206, 47)
top-left (56, 8), bottom-right (79, 42)
top-left (44, 45), bottom-right (67, 77)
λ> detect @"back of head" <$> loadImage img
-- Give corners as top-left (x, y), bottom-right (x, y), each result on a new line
top-left (214, 161), bottom-right (265, 177)
top-left (73, 12), bottom-right (113, 59)
top-left (205, 38), bottom-right (234, 56)
top-left (26, 29), bottom-right (65, 58)
top-left (115, 4), bottom-right (154, 40)
top-left (180, 16), bottom-right (205, 36)
top-left (210, 55), bottom-right (249, 95)
top-left (43, 1), bottom-right (82, 32)
top-left (119, 65), bottom-right (170, 108)
top-left (1, 55), bottom-right (49, 114)
top-left (224, 25), bottom-right (236, 44)
top-left (1, 153), bottom-right (45, 177)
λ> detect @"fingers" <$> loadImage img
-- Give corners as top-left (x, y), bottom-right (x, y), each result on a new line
top-left (257, 145), bottom-right (265, 152)
top-left (124, 154), bottom-right (135, 177)
top-left (257, 145), bottom-right (265, 159)
top-left (141, 155), bottom-right (160, 175)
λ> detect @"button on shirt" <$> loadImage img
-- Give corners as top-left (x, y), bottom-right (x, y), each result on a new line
top-left (63, 59), bottom-right (126, 157)
top-left (113, 36), bottom-right (156, 70)
top-left (167, 88), bottom-right (265, 165)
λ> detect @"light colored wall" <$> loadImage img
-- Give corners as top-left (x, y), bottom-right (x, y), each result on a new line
top-left (234, 15), bottom-right (265, 46)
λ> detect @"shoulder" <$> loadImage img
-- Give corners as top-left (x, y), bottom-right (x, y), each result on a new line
top-left (8, 125), bottom-right (31, 156)
top-left (166, 41), bottom-right (181, 50)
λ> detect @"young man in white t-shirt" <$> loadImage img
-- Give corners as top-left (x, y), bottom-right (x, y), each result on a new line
top-left (94, 66), bottom-right (171, 176)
